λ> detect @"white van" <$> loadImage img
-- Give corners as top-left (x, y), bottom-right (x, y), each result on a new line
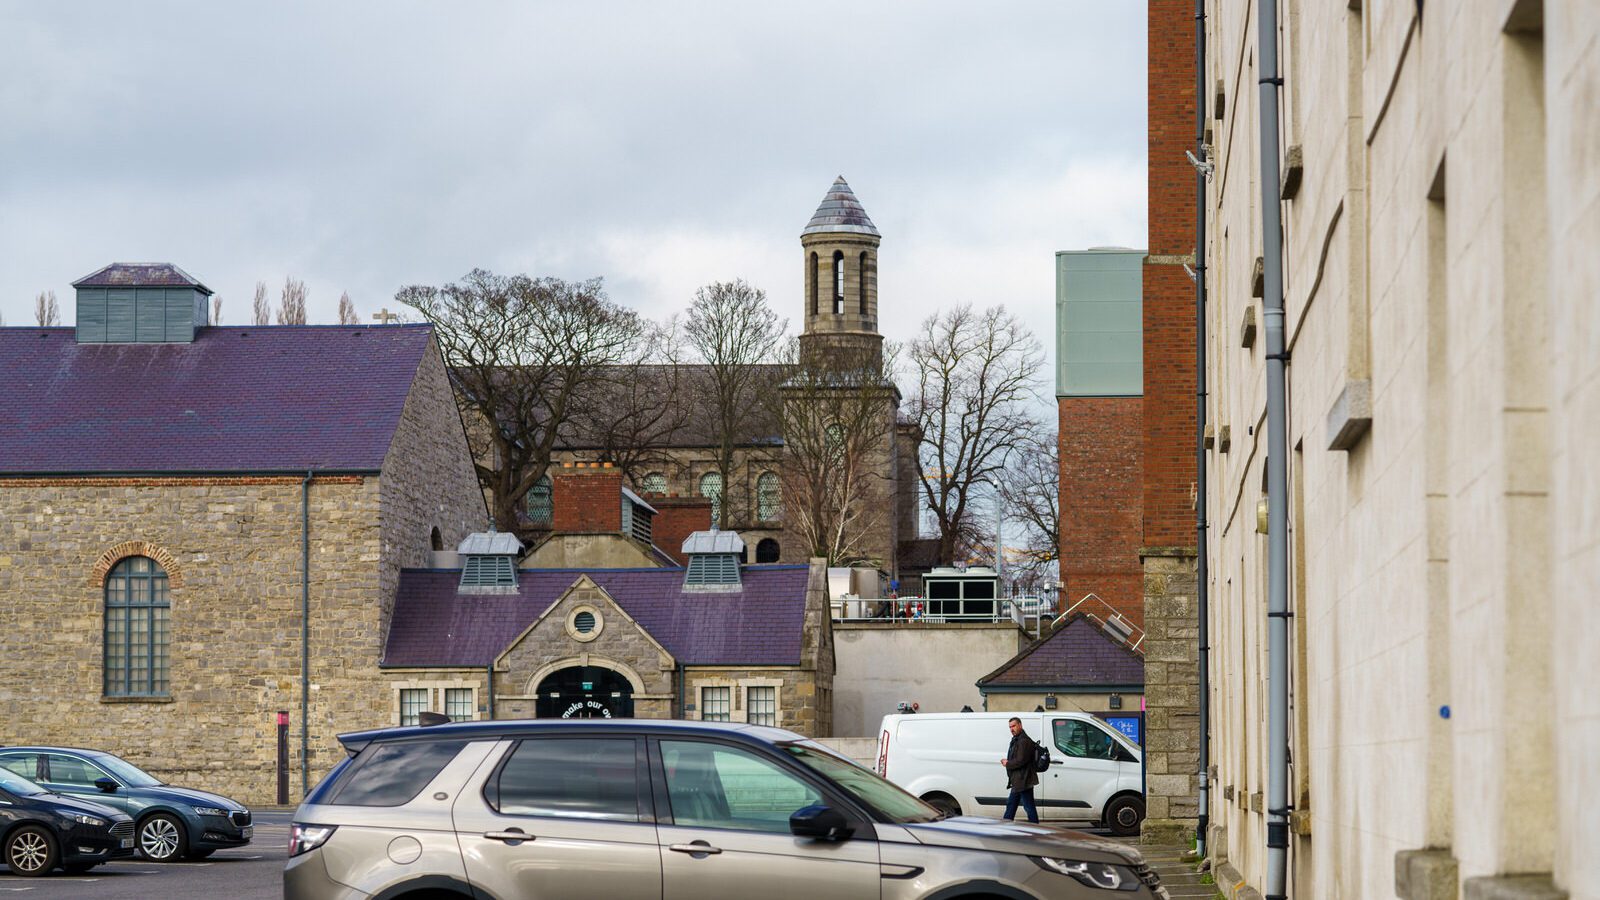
top-left (875, 710), bottom-right (1145, 835)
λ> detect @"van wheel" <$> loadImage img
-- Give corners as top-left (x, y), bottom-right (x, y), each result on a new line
top-left (922, 793), bottom-right (962, 818)
top-left (1105, 794), bottom-right (1145, 836)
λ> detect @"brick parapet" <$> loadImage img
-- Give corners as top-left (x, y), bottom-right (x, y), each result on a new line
top-left (551, 462), bottom-right (625, 534)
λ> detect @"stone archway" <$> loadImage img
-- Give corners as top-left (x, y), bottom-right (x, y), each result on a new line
top-left (534, 665), bottom-right (635, 719)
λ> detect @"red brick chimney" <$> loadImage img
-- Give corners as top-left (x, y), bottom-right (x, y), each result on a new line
top-left (551, 462), bottom-right (624, 534)
top-left (646, 493), bottom-right (713, 565)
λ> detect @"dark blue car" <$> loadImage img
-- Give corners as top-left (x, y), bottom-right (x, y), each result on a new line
top-left (0, 747), bottom-right (251, 862)
top-left (0, 769), bottom-right (134, 876)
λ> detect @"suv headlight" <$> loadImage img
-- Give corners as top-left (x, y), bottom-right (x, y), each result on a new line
top-left (192, 806), bottom-right (229, 817)
top-left (70, 814), bottom-right (107, 827)
top-left (288, 823), bottom-right (337, 857)
top-left (1033, 856), bottom-right (1142, 891)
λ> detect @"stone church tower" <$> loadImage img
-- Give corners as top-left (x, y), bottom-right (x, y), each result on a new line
top-left (799, 176), bottom-right (884, 372)
top-left (784, 177), bottom-right (920, 577)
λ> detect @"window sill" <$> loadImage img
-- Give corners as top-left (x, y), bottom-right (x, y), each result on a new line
top-left (101, 695), bottom-right (174, 704)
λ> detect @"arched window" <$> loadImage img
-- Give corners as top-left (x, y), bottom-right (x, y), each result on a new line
top-left (640, 472), bottom-right (667, 494)
top-left (699, 472), bottom-right (724, 528)
top-left (825, 422), bottom-right (845, 464)
top-left (430, 527), bottom-right (444, 551)
top-left (104, 556), bottom-right (171, 697)
top-left (756, 471), bottom-right (781, 521)
top-left (809, 252), bottom-right (819, 316)
top-left (526, 474), bottom-right (553, 526)
top-left (859, 251), bottom-right (869, 315)
top-left (755, 538), bottom-right (781, 564)
top-left (832, 251), bottom-right (845, 314)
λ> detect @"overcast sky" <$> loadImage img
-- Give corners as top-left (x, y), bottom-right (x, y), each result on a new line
top-left (1, 1), bottom-right (1146, 406)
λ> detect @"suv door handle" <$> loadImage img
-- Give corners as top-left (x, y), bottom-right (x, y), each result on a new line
top-left (483, 830), bottom-right (535, 843)
top-left (669, 841), bottom-right (723, 856)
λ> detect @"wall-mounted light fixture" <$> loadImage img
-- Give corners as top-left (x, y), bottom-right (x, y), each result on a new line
top-left (1256, 497), bottom-right (1270, 534)
top-left (1045, 695), bottom-right (1058, 710)
top-left (1109, 693), bottom-right (1123, 710)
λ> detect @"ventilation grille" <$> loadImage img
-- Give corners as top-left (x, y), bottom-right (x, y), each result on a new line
top-left (460, 554), bottom-right (517, 589)
top-left (685, 553), bottom-right (741, 588)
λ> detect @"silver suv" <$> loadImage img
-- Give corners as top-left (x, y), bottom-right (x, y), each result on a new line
top-left (285, 720), bottom-right (1167, 899)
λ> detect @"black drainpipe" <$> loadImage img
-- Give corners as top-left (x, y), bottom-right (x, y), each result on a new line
top-left (486, 661), bottom-right (496, 720)
top-left (301, 470), bottom-right (311, 799)
top-left (1195, 0), bottom-right (1212, 859)
top-left (676, 662), bottom-right (686, 718)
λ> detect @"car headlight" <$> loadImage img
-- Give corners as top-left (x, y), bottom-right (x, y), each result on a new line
top-left (71, 814), bottom-right (107, 827)
top-left (193, 806), bottom-right (229, 817)
top-left (1033, 856), bottom-right (1143, 891)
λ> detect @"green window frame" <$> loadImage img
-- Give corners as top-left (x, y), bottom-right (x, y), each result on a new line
top-left (104, 556), bottom-right (171, 698)
top-left (526, 475), bottom-right (553, 526)
top-left (756, 471), bottom-right (781, 522)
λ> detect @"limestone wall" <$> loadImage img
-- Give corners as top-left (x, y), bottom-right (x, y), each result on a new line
top-left (0, 476), bottom-right (385, 805)
top-left (831, 622), bottom-right (1029, 736)
top-left (1202, 1), bottom-right (1595, 896)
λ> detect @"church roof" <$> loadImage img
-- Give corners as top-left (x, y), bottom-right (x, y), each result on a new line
top-left (976, 614), bottom-right (1146, 690)
top-left (0, 325), bottom-right (435, 474)
top-left (383, 565), bottom-right (812, 667)
top-left (802, 176), bottom-right (880, 237)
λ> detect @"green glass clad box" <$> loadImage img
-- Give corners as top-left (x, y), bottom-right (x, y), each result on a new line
top-left (1055, 248), bottom-right (1143, 397)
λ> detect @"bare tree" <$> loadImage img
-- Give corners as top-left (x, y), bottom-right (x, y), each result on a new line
top-left (251, 282), bottom-right (270, 325)
top-left (34, 291), bottom-right (59, 326)
top-left (398, 269), bottom-right (644, 534)
top-left (565, 317), bottom-right (695, 485)
top-left (998, 427), bottom-right (1060, 590)
top-left (685, 280), bottom-right (787, 526)
top-left (277, 278), bottom-right (308, 325)
top-left (337, 291), bottom-right (359, 325)
top-left (767, 340), bottom-right (900, 566)
top-left (908, 304), bottom-right (1045, 564)
top-left (211, 295), bottom-right (223, 325)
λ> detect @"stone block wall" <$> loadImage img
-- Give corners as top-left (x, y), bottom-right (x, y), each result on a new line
top-left (1141, 548), bottom-right (1199, 844)
top-left (0, 475), bottom-right (390, 805)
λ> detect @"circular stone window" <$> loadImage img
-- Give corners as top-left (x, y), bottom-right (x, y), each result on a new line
top-left (565, 606), bottom-right (603, 642)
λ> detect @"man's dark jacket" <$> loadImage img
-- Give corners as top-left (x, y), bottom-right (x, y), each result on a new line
top-left (1005, 731), bottom-right (1040, 792)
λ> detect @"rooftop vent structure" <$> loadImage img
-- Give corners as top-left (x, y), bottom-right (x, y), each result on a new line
top-left (72, 263), bottom-right (213, 344)
top-left (458, 530), bottom-right (522, 593)
top-left (682, 530), bottom-right (744, 591)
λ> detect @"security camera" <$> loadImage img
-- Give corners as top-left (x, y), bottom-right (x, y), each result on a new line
top-left (1185, 148), bottom-right (1215, 180)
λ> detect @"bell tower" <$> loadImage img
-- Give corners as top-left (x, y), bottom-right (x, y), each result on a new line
top-left (799, 176), bottom-right (883, 370)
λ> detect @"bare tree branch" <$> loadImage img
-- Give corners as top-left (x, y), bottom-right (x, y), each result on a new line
top-left (338, 291), bottom-right (359, 325)
top-left (211, 295), bottom-right (223, 325)
top-left (252, 282), bottom-right (270, 326)
top-left (908, 303), bottom-right (1045, 563)
top-left (999, 426), bottom-right (1059, 589)
top-left (685, 279), bottom-right (787, 527)
top-left (277, 277), bottom-right (308, 325)
top-left (398, 269), bottom-right (645, 536)
top-left (34, 291), bottom-right (59, 326)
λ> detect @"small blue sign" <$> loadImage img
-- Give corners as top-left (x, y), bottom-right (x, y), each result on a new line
top-left (1104, 715), bottom-right (1142, 745)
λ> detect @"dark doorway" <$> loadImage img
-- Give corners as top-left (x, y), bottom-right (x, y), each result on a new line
top-left (534, 666), bottom-right (635, 719)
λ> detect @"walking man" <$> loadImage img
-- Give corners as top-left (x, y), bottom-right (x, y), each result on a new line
top-left (1000, 716), bottom-right (1040, 823)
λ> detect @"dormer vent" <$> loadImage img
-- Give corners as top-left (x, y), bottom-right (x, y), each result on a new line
top-left (682, 530), bottom-right (744, 591)
top-left (457, 530), bottom-right (523, 593)
top-left (72, 262), bottom-right (212, 344)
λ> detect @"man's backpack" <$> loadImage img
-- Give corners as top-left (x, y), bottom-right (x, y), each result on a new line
top-left (1034, 740), bottom-right (1052, 773)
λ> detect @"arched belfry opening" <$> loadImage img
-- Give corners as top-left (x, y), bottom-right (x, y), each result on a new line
top-left (798, 176), bottom-right (884, 370)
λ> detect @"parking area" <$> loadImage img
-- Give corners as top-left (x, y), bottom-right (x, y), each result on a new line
top-left (0, 812), bottom-right (289, 899)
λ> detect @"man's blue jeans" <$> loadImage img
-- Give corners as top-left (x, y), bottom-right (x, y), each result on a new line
top-left (1003, 788), bottom-right (1038, 823)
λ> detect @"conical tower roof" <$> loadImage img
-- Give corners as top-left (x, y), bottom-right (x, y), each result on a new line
top-left (802, 176), bottom-right (880, 237)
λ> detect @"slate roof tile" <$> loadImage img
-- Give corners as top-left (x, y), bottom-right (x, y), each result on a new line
top-left (977, 615), bottom-right (1145, 688)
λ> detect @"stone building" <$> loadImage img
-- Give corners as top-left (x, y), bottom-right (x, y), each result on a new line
top-left (1199, 1), bottom-right (1597, 897)
top-left (976, 613), bottom-right (1146, 724)
top-left (0, 263), bottom-right (486, 804)
top-left (538, 178), bottom-right (926, 584)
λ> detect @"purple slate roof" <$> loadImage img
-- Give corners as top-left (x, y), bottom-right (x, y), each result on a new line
top-left (384, 565), bottom-right (813, 667)
top-left (73, 262), bottom-right (212, 294)
top-left (977, 615), bottom-right (1145, 689)
top-left (0, 325), bottom-right (434, 474)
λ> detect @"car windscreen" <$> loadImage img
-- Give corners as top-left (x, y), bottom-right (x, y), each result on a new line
top-left (94, 754), bottom-right (162, 788)
top-left (781, 741), bottom-right (942, 823)
top-left (0, 771), bottom-right (46, 797)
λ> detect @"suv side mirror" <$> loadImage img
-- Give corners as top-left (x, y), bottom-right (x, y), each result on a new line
top-left (790, 804), bottom-right (853, 841)
top-left (93, 777), bottom-right (118, 793)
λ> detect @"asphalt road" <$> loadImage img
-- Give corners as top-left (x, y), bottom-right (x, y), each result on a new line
top-left (0, 811), bottom-right (291, 900)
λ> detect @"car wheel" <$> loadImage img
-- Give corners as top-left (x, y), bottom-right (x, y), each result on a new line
top-left (922, 792), bottom-right (962, 818)
top-left (5, 825), bottom-right (59, 877)
top-left (1105, 794), bottom-right (1145, 836)
top-left (138, 813), bottom-right (188, 862)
